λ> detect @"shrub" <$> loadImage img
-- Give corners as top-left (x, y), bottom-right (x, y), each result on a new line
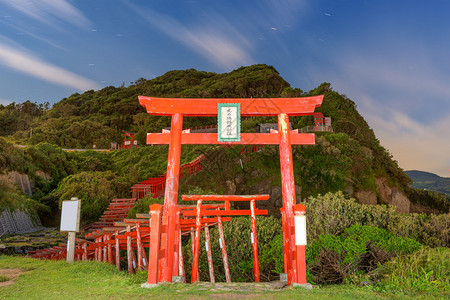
top-left (182, 216), bottom-right (282, 282)
top-left (127, 195), bottom-right (164, 218)
top-left (260, 233), bottom-right (284, 275)
top-left (0, 180), bottom-right (49, 221)
top-left (303, 191), bottom-right (398, 241)
top-left (371, 247), bottom-right (450, 295)
top-left (51, 171), bottom-right (125, 222)
top-left (306, 225), bottom-right (422, 284)
top-left (303, 192), bottom-right (449, 248)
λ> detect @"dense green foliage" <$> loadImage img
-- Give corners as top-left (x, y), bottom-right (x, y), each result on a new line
top-left (407, 188), bottom-right (449, 213)
top-left (371, 247), bottom-right (449, 295)
top-left (293, 133), bottom-right (376, 196)
top-left (177, 192), bottom-right (447, 284)
top-left (181, 216), bottom-right (283, 282)
top-left (0, 101), bottom-right (48, 136)
top-left (307, 225), bottom-right (422, 284)
top-left (0, 181), bottom-right (48, 222)
top-left (50, 171), bottom-right (130, 222)
top-left (303, 192), bottom-right (449, 248)
top-left (126, 195), bottom-right (164, 219)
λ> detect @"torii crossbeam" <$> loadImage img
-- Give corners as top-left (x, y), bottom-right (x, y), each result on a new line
top-left (139, 95), bottom-right (323, 285)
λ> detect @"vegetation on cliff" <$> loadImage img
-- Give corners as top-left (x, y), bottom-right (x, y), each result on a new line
top-left (0, 64), bottom-right (447, 223)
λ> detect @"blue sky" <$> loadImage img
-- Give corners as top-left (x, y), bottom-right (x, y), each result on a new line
top-left (0, 0), bottom-right (449, 176)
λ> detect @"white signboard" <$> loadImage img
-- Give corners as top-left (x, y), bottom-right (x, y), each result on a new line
top-left (294, 215), bottom-right (307, 246)
top-left (218, 103), bottom-right (240, 142)
top-left (60, 199), bottom-right (81, 232)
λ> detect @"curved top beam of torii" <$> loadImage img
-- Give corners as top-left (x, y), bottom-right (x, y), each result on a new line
top-left (138, 96), bottom-right (323, 116)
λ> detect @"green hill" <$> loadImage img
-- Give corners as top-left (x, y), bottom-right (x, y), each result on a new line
top-left (1, 64), bottom-right (448, 226)
top-left (406, 170), bottom-right (450, 196)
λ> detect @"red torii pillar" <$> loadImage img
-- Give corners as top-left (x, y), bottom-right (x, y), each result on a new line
top-left (139, 96), bottom-right (323, 284)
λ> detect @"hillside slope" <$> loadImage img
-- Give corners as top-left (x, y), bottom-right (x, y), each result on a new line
top-left (1, 64), bottom-right (447, 226)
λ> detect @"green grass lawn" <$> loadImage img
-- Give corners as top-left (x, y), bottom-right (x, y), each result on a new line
top-left (0, 256), bottom-right (438, 299)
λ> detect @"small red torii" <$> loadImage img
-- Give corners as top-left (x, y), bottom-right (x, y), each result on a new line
top-left (120, 130), bottom-right (135, 149)
top-left (139, 95), bottom-right (323, 286)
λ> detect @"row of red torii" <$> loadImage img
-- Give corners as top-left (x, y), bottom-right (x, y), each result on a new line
top-left (137, 95), bottom-right (324, 287)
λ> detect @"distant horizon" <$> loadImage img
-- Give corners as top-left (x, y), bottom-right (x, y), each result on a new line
top-left (405, 170), bottom-right (449, 179)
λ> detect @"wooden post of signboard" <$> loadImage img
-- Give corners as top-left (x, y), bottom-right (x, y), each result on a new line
top-left (60, 197), bottom-right (81, 263)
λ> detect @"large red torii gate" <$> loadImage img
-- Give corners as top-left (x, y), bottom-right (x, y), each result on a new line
top-left (139, 95), bottom-right (323, 285)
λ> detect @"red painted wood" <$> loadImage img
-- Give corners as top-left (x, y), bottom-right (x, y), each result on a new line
top-left (278, 113), bottom-right (297, 284)
top-left (190, 230), bottom-right (199, 281)
top-left (280, 208), bottom-right (289, 279)
top-left (250, 199), bottom-right (260, 282)
top-left (135, 96), bottom-right (324, 286)
top-left (180, 217), bottom-right (231, 225)
top-left (136, 223), bottom-right (143, 271)
top-left (97, 237), bottom-right (102, 262)
top-left (172, 210), bottom-right (181, 278)
top-left (161, 113), bottom-right (183, 283)
top-left (139, 96), bottom-right (323, 116)
top-left (182, 209), bottom-right (268, 217)
top-left (146, 132), bottom-right (315, 145)
top-left (107, 234), bottom-right (113, 265)
top-left (103, 235), bottom-right (108, 263)
top-left (147, 204), bottom-right (163, 284)
top-left (182, 195), bottom-right (269, 201)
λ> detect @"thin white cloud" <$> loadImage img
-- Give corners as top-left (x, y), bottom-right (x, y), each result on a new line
top-left (127, 4), bottom-right (254, 69)
top-left (315, 39), bottom-right (450, 122)
top-left (304, 40), bottom-right (450, 177)
top-left (338, 57), bottom-right (450, 108)
top-left (0, 18), bottom-right (65, 50)
top-left (1, 0), bottom-right (91, 29)
top-left (0, 42), bottom-right (101, 91)
top-left (367, 107), bottom-right (450, 177)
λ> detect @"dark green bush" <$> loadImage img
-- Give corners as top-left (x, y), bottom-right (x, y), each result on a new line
top-left (182, 216), bottom-right (282, 282)
top-left (51, 171), bottom-right (127, 222)
top-left (127, 195), bottom-right (164, 218)
top-left (303, 192), bottom-right (449, 248)
top-left (303, 191), bottom-right (398, 241)
top-left (306, 225), bottom-right (422, 284)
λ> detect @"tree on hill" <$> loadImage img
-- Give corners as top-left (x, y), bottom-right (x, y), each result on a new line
top-left (3, 63), bottom-right (446, 222)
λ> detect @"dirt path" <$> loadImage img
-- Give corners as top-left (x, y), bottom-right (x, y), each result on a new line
top-left (0, 269), bottom-right (25, 287)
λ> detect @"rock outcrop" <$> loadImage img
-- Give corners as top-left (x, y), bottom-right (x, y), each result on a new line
top-left (376, 177), bottom-right (410, 213)
top-left (355, 178), bottom-right (410, 213)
